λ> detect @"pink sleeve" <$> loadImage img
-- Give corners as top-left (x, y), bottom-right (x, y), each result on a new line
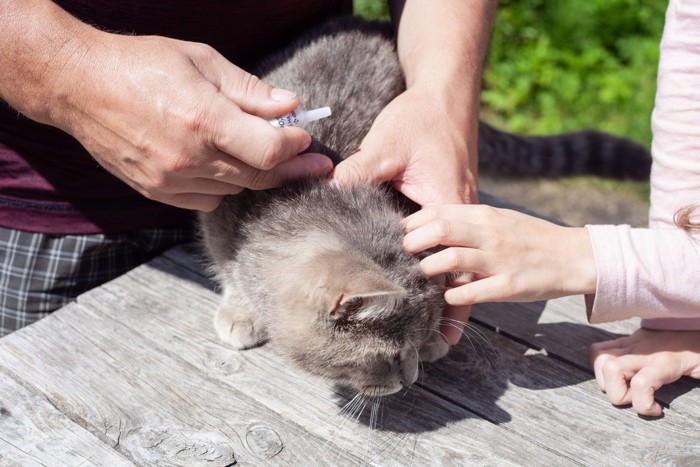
top-left (584, 225), bottom-right (700, 328)
top-left (583, 0), bottom-right (700, 331)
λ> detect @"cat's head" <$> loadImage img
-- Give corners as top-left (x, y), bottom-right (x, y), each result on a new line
top-left (266, 233), bottom-right (448, 397)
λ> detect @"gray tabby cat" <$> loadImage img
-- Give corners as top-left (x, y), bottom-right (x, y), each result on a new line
top-left (199, 18), bottom-right (650, 398)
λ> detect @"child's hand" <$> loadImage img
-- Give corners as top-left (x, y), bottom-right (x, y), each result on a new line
top-left (403, 204), bottom-right (597, 304)
top-left (402, 204), bottom-right (598, 344)
top-left (590, 329), bottom-right (700, 416)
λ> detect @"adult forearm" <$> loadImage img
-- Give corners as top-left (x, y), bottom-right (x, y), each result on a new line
top-left (390, 0), bottom-right (496, 101)
top-left (387, 0), bottom-right (497, 204)
top-left (0, 0), bottom-right (96, 125)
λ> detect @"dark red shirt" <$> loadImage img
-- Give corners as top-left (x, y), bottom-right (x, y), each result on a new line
top-left (0, 0), bottom-right (352, 234)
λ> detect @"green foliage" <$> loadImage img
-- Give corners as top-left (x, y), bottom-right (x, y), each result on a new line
top-left (483, 0), bottom-right (665, 146)
top-left (353, 0), bottom-right (390, 21)
top-left (353, 1), bottom-right (664, 147)
top-left (353, 1), bottom-right (658, 201)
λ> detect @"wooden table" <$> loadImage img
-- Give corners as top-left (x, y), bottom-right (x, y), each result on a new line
top-left (1, 198), bottom-right (699, 466)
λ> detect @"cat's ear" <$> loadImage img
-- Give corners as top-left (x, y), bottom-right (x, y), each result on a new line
top-left (289, 238), bottom-right (407, 320)
top-left (329, 276), bottom-right (406, 321)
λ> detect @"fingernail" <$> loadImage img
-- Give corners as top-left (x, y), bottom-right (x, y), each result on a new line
top-left (271, 88), bottom-right (297, 101)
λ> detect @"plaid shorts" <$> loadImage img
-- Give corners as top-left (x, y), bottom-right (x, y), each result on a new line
top-left (0, 226), bottom-right (193, 337)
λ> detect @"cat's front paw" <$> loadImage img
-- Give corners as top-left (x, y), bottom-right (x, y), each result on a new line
top-left (418, 334), bottom-right (450, 363)
top-left (214, 307), bottom-right (266, 350)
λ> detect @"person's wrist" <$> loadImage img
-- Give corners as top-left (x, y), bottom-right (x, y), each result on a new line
top-left (558, 227), bottom-right (598, 296)
top-left (42, 24), bottom-right (105, 129)
top-left (405, 80), bottom-right (480, 204)
top-left (1, 1), bottom-right (100, 126)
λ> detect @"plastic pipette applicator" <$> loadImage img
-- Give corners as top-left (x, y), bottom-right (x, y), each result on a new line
top-left (268, 106), bottom-right (332, 129)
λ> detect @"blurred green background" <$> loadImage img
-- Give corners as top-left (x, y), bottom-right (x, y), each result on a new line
top-left (353, 0), bottom-right (665, 148)
top-left (353, 0), bottom-right (665, 215)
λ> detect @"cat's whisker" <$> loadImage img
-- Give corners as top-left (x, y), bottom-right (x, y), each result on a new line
top-left (424, 326), bottom-right (451, 346)
top-left (319, 391), bottom-right (366, 464)
top-left (438, 317), bottom-right (491, 354)
top-left (364, 397), bottom-right (380, 462)
top-left (437, 319), bottom-right (499, 372)
top-left (462, 323), bottom-right (497, 357)
top-left (408, 342), bottom-right (424, 378)
top-left (338, 392), bottom-right (363, 418)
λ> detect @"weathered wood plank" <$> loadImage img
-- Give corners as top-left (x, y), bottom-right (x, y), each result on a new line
top-left (162, 244), bottom-right (700, 465)
top-left (424, 328), bottom-right (700, 466)
top-left (0, 304), bottom-right (363, 466)
top-left (471, 298), bottom-right (639, 368)
top-left (469, 298), bottom-right (700, 413)
top-left (0, 369), bottom-right (131, 466)
top-left (74, 253), bottom-right (569, 466)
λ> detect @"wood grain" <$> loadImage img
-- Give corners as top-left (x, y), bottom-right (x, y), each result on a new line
top-left (1, 239), bottom-right (698, 465)
top-left (0, 366), bottom-right (132, 466)
top-left (74, 251), bottom-right (568, 465)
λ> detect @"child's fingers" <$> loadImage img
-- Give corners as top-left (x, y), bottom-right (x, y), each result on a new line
top-left (600, 354), bottom-right (639, 406)
top-left (443, 276), bottom-right (509, 305)
top-left (419, 247), bottom-right (487, 278)
top-left (591, 345), bottom-right (627, 391)
top-left (403, 219), bottom-right (482, 254)
top-left (402, 204), bottom-right (466, 233)
top-left (630, 364), bottom-right (682, 416)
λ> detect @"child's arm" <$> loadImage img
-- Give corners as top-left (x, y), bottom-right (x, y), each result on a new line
top-left (403, 204), bottom-right (700, 343)
top-left (402, 204), bottom-right (598, 305)
top-left (590, 329), bottom-right (700, 416)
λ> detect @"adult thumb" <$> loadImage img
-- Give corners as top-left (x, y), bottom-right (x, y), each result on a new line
top-left (187, 43), bottom-right (300, 118)
top-left (331, 148), bottom-right (398, 188)
top-left (228, 72), bottom-right (300, 118)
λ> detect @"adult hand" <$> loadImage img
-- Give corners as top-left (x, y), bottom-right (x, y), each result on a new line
top-left (49, 32), bottom-right (333, 211)
top-left (329, 85), bottom-right (478, 206)
top-left (590, 329), bottom-right (700, 416)
top-left (403, 204), bottom-right (597, 343)
top-left (329, 86), bottom-right (477, 344)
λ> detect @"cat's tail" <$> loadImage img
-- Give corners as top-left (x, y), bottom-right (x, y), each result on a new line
top-left (477, 122), bottom-right (652, 180)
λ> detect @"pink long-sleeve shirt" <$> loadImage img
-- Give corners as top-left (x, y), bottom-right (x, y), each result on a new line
top-left (585, 0), bottom-right (700, 330)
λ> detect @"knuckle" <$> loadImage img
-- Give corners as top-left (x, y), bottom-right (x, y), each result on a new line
top-left (476, 204), bottom-right (498, 222)
top-left (140, 186), bottom-right (166, 203)
top-left (444, 248), bottom-right (465, 270)
top-left (452, 286), bottom-right (477, 306)
top-left (186, 41), bottom-right (218, 67)
top-left (236, 72), bottom-right (264, 97)
top-left (629, 375), bottom-right (651, 392)
top-left (423, 205), bottom-right (442, 221)
top-left (165, 152), bottom-right (198, 174)
top-left (256, 138), bottom-right (285, 170)
top-left (180, 103), bottom-right (205, 132)
top-left (432, 219), bottom-right (452, 242)
top-left (335, 156), bottom-right (365, 185)
top-left (193, 42), bottom-right (216, 58)
top-left (603, 358), bottom-right (622, 374)
top-left (247, 168), bottom-right (275, 190)
top-left (142, 165), bottom-right (172, 192)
